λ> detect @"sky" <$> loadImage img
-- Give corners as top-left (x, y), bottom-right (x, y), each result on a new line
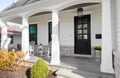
top-left (0, 0), bottom-right (13, 12)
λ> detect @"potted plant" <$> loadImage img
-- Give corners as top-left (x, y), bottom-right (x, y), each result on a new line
top-left (93, 46), bottom-right (101, 51)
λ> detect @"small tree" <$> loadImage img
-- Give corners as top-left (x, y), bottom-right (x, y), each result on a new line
top-left (30, 58), bottom-right (49, 78)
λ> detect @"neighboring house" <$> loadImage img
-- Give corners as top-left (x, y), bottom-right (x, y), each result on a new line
top-left (0, 0), bottom-right (119, 77)
top-left (0, 24), bottom-right (21, 50)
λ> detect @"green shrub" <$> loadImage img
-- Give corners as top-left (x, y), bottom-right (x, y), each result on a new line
top-left (30, 58), bottom-right (49, 78)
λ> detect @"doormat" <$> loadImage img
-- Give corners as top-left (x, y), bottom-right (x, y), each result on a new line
top-left (74, 56), bottom-right (89, 60)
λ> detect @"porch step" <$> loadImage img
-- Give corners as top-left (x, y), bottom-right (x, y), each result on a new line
top-left (56, 68), bottom-right (85, 78)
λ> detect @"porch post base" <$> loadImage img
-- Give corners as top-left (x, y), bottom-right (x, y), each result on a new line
top-left (50, 59), bottom-right (61, 65)
top-left (24, 54), bottom-right (30, 60)
top-left (100, 64), bottom-right (114, 74)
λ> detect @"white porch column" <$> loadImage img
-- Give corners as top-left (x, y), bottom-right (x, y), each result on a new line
top-left (22, 16), bottom-right (30, 60)
top-left (0, 18), bottom-right (8, 49)
top-left (101, 0), bottom-right (114, 73)
top-left (51, 10), bottom-right (61, 65)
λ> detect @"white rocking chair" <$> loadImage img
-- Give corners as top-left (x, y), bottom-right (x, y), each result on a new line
top-left (37, 44), bottom-right (43, 56)
top-left (29, 45), bottom-right (34, 55)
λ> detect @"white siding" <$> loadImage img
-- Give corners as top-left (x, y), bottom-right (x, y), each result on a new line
top-left (111, 0), bottom-right (120, 78)
top-left (115, 0), bottom-right (120, 51)
top-left (111, 0), bottom-right (120, 52)
top-left (91, 6), bottom-right (102, 47)
top-left (8, 34), bottom-right (21, 50)
top-left (8, 34), bottom-right (21, 45)
top-left (29, 5), bottom-right (102, 49)
top-left (29, 14), bottom-right (50, 45)
top-left (13, 35), bottom-right (21, 44)
top-left (111, 0), bottom-right (117, 51)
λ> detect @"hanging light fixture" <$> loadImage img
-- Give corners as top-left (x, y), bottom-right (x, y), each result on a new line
top-left (77, 8), bottom-right (83, 17)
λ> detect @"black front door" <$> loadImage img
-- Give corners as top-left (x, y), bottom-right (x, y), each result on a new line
top-left (74, 15), bottom-right (91, 55)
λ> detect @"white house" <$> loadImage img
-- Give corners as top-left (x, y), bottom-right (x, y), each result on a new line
top-left (0, 0), bottom-right (120, 77)
top-left (0, 23), bottom-right (21, 50)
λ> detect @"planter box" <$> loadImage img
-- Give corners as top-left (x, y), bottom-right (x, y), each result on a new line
top-left (94, 50), bottom-right (101, 63)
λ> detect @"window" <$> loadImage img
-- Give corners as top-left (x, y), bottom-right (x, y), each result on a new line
top-left (29, 24), bottom-right (37, 45)
top-left (10, 36), bottom-right (13, 44)
top-left (48, 22), bottom-right (52, 42)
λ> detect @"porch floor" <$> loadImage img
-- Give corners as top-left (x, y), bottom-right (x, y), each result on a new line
top-left (27, 55), bottom-right (115, 78)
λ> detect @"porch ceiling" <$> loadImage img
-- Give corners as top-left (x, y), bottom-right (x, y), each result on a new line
top-left (31, 3), bottom-right (99, 17)
top-left (31, 11), bottom-right (52, 17)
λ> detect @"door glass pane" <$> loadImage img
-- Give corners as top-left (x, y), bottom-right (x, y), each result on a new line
top-left (83, 29), bottom-right (88, 34)
top-left (78, 24), bottom-right (82, 29)
top-left (78, 35), bottom-right (82, 39)
top-left (77, 30), bottom-right (82, 34)
top-left (83, 19), bottom-right (87, 23)
top-left (83, 35), bottom-right (88, 39)
top-left (83, 24), bottom-right (88, 29)
top-left (78, 19), bottom-right (82, 24)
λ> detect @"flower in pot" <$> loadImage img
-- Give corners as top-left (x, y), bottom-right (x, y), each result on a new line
top-left (93, 46), bottom-right (101, 51)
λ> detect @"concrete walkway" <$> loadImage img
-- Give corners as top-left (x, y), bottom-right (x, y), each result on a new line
top-left (56, 68), bottom-right (114, 78)
top-left (27, 56), bottom-right (115, 78)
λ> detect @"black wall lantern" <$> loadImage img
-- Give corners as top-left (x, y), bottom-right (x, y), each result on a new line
top-left (77, 8), bottom-right (83, 17)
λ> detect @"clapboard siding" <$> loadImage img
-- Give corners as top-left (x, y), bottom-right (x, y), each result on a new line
top-left (111, 0), bottom-right (120, 51)
top-left (111, 0), bottom-right (117, 50)
top-left (111, 0), bottom-right (120, 78)
top-left (114, 52), bottom-right (120, 78)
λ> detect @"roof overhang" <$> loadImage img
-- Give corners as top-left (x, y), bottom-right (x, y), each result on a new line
top-left (0, 0), bottom-right (101, 18)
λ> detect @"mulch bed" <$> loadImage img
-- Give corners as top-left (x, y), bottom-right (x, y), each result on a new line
top-left (0, 67), bottom-right (57, 78)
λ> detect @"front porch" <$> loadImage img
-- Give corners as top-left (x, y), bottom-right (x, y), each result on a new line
top-left (0, 0), bottom-right (114, 74)
top-left (28, 55), bottom-right (114, 78)
top-left (29, 55), bottom-right (100, 72)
